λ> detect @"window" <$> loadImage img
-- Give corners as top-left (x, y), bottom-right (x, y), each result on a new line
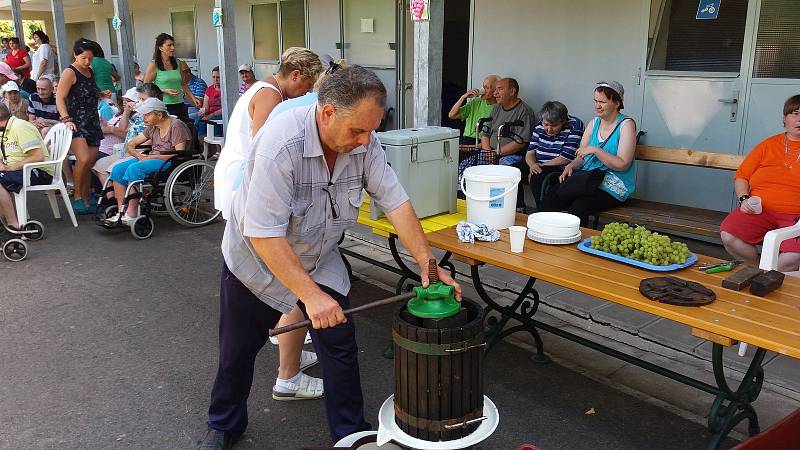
top-left (107, 19), bottom-right (118, 55)
top-left (752, 0), bottom-right (800, 79)
top-left (107, 15), bottom-right (136, 57)
top-left (647, 0), bottom-right (748, 72)
top-left (170, 10), bottom-right (197, 60)
top-left (252, 1), bottom-right (306, 62)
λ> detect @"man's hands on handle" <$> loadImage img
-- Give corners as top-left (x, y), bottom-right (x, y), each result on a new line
top-left (303, 290), bottom-right (347, 329)
top-left (251, 236), bottom-right (347, 330)
top-left (386, 201), bottom-right (462, 301)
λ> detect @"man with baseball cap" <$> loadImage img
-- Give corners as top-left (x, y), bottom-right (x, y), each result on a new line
top-left (238, 64), bottom-right (256, 96)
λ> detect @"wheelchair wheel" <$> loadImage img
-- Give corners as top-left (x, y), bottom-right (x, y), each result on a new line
top-left (165, 159), bottom-right (220, 227)
top-left (23, 220), bottom-right (45, 241)
top-left (130, 216), bottom-right (154, 240)
top-left (3, 239), bottom-right (28, 261)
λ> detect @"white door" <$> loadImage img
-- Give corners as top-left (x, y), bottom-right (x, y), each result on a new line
top-left (637, 0), bottom-right (755, 211)
top-left (341, 0), bottom-right (399, 130)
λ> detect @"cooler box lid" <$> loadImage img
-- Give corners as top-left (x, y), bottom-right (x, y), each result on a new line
top-left (377, 126), bottom-right (460, 146)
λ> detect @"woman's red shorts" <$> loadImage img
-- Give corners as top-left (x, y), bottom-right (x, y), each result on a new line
top-left (720, 207), bottom-right (800, 252)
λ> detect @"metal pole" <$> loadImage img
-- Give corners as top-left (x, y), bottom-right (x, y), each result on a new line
top-left (10, 0), bottom-right (25, 47)
top-left (412, 0), bottom-right (443, 127)
top-left (214, 0), bottom-right (239, 129)
top-left (50, 0), bottom-right (70, 75)
top-left (112, 0), bottom-right (136, 92)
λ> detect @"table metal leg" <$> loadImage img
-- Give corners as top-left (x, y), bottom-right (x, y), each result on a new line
top-left (470, 264), bottom-right (550, 363)
top-left (706, 344), bottom-right (766, 450)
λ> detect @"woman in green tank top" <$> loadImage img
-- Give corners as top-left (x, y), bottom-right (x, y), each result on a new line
top-left (143, 33), bottom-right (201, 121)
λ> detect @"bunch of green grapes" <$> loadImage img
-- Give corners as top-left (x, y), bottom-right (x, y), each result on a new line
top-left (589, 222), bottom-right (691, 266)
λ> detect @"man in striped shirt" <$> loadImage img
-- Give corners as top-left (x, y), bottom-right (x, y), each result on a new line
top-left (26, 77), bottom-right (60, 137)
top-left (524, 101), bottom-right (585, 208)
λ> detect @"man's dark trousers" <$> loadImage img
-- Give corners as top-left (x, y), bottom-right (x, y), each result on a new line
top-left (207, 263), bottom-right (371, 442)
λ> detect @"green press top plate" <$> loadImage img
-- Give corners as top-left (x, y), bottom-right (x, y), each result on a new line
top-left (407, 282), bottom-right (461, 318)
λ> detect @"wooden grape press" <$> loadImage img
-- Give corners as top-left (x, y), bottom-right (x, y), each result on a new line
top-left (375, 259), bottom-right (499, 449)
top-left (274, 259), bottom-right (498, 449)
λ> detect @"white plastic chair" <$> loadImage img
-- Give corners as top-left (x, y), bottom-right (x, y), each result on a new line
top-left (737, 218), bottom-right (800, 356)
top-left (13, 123), bottom-right (77, 228)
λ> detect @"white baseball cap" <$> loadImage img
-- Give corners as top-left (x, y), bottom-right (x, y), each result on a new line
top-left (238, 64), bottom-right (253, 73)
top-left (135, 97), bottom-right (168, 115)
top-left (1, 80), bottom-right (19, 92)
top-left (122, 87), bottom-right (138, 102)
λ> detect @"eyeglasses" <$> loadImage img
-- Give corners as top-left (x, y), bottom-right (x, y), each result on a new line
top-left (322, 184), bottom-right (339, 220)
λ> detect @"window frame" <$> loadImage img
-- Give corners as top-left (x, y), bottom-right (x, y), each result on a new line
top-left (250, 0), bottom-right (309, 66)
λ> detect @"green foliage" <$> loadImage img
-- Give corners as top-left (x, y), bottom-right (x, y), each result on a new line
top-left (0, 20), bottom-right (46, 46)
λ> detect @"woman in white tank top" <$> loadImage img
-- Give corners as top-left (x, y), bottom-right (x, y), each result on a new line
top-left (213, 47), bottom-right (326, 401)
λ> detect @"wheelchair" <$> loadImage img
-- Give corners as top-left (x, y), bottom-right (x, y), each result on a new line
top-left (94, 124), bottom-right (220, 239)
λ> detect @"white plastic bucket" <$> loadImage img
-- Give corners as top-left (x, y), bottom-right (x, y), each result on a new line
top-left (460, 165), bottom-right (521, 230)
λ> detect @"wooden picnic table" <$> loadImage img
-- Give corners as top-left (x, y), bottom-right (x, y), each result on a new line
top-left (421, 214), bottom-right (800, 450)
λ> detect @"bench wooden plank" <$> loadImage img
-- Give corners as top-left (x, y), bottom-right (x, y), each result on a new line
top-left (425, 221), bottom-right (800, 359)
top-left (692, 328), bottom-right (737, 347)
top-left (635, 145), bottom-right (744, 170)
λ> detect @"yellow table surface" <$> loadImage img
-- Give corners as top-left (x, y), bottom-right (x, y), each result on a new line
top-left (358, 197), bottom-right (467, 237)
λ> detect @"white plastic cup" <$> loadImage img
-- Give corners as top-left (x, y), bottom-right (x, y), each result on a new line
top-left (509, 226), bottom-right (527, 253)
top-left (747, 196), bottom-right (762, 214)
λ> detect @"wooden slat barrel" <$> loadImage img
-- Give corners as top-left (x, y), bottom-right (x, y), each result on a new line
top-left (392, 299), bottom-right (484, 441)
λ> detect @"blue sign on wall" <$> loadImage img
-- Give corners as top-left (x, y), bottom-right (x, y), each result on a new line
top-left (696, 0), bottom-right (722, 20)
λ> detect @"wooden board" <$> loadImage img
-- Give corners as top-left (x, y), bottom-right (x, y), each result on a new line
top-left (635, 145), bottom-right (744, 171)
top-left (597, 199), bottom-right (727, 237)
top-left (425, 215), bottom-right (800, 359)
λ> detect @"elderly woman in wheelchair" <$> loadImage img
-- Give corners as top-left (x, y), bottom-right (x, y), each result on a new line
top-left (101, 97), bottom-right (191, 230)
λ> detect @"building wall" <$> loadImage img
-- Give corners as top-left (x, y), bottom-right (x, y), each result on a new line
top-left (470, 0), bottom-right (645, 125)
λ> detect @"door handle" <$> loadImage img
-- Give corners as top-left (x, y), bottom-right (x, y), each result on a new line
top-left (718, 90), bottom-right (740, 122)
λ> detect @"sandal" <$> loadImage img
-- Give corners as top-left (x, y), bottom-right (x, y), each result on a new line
top-left (299, 350), bottom-right (318, 371)
top-left (272, 373), bottom-right (324, 401)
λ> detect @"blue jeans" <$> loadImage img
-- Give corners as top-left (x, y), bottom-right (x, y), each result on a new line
top-left (109, 158), bottom-right (172, 186)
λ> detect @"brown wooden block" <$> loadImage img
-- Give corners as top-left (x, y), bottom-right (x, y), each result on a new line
top-left (722, 266), bottom-right (763, 291)
top-left (750, 270), bottom-right (785, 297)
top-left (692, 328), bottom-right (737, 347)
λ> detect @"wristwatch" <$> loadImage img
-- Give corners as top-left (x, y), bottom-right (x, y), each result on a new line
top-left (738, 194), bottom-right (751, 205)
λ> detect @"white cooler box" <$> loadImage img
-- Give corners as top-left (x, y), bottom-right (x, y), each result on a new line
top-left (372, 127), bottom-right (460, 220)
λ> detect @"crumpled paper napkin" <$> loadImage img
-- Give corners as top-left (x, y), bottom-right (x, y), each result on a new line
top-left (456, 221), bottom-right (501, 243)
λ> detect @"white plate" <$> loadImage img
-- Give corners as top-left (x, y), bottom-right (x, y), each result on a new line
top-left (376, 395), bottom-right (499, 449)
top-left (527, 229), bottom-right (582, 245)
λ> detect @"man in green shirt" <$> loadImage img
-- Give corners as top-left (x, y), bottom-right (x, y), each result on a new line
top-left (447, 74), bottom-right (499, 145)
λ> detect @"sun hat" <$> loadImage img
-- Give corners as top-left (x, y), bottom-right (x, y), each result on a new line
top-left (135, 97), bottom-right (168, 115)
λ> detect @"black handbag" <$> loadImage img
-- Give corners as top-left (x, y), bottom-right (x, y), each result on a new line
top-left (555, 117), bottom-right (630, 199)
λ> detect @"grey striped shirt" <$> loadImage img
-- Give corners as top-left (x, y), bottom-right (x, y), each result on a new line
top-left (221, 104), bottom-right (409, 312)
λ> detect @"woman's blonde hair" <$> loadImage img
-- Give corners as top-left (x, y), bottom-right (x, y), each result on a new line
top-left (314, 59), bottom-right (348, 92)
top-left (278, 47), bottom-right (325, 80)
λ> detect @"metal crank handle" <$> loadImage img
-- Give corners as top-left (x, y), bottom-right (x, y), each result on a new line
top-left (268, 292), bottom-right (416, 337)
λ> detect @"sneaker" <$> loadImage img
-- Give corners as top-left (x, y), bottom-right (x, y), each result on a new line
top-left (269, 331), bottom-right (312, 346)
top-left (198, 428), bottom-right (239, 450)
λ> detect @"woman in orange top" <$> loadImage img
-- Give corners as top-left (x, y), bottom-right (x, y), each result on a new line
top-left (720, 95), bottom-right (800, 271)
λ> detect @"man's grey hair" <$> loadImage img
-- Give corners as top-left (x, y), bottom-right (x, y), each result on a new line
top-left (317, 65), bottom-right (387, 114)
top-left (539, 101), bottom-right (569, 125)
top-left (0, 102), bottom-right (11, 121)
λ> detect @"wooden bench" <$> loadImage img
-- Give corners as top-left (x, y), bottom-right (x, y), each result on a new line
top-left (423, 215), bottom-right (800, 449)
top-left (595, 145), bottom-right (745, 238)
